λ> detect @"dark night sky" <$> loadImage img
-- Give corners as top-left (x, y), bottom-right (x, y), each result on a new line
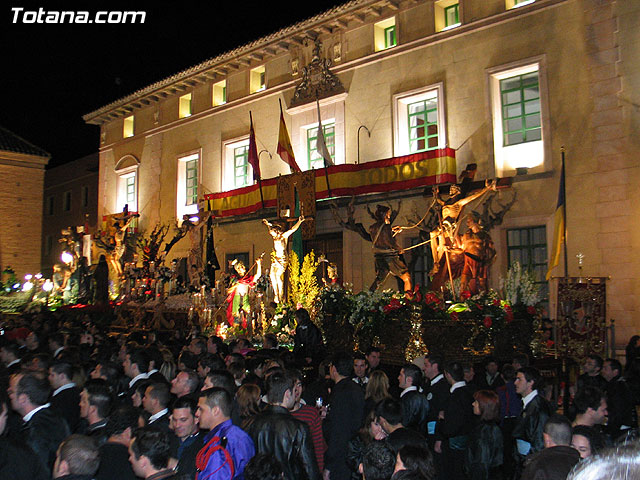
top-left (1, 1), bottom-right (340, 167)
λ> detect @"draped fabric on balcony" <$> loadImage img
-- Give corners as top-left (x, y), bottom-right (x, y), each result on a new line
top-left (204, 148), bottom-right (457, 218)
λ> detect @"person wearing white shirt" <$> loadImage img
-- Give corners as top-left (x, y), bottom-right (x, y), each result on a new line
top-left (8, 372), bottom-right (70, 474)
top-left (512, 367), bottom-right (553, 476)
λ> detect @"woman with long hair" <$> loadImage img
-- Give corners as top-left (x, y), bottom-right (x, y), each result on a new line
top-left (236, 383), bottom-right (262, 428)
top-left (365, 369), bottom-right (391, 414)
top-left (346, 409), bottom-right (388, 480)
top-left (465, 389), bottom-right (504, 480)
top-left (392, 444), bottom-right (434, 480)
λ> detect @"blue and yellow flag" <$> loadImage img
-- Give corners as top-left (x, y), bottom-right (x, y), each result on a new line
top-left (546, 162), bottom-right (565, 280)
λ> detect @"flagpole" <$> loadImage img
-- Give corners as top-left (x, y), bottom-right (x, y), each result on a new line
top-left (315, 96), bottom-right (333, 199)
top-left (279, 99), bottom-right (294, 175)
top-left (249, 111), bottom-right (265, 209)
top-left (561, 147), bottom-right (568, 278)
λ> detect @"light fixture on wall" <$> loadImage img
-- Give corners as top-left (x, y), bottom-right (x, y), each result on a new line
top-left (357, 125), bottom-right (371, 164)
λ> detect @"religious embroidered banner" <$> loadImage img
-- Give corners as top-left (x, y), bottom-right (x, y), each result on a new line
top-left (555, 277), bottom-right (607, 361)
top-left (204, 148), bottom-right (457, 218)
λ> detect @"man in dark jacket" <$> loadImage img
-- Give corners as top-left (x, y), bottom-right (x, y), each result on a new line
top-left (520, 415), bottom-right (580, 480)
top-left (602, 358), bottom-right (637, 438)
top-left (512, 367), bottom-right (553, 473)
top-left (9, 372), bottom-right (70, 474)
top-left (49, 360), bottom-right (81, 432)
top-left (293, 308), bottom-right (324, 366)
top-left (423, 353), bottom-right (449, 480)
top-left (438, 361), bottom-right (475, 480)
top-left (245, 371), bottom-right (319, 480)
top-left (0, 392), bottom-right (49, 480)
top-left (398, 363), bottom-right (429, 434)
top-left (79, 379), bottom-right (111, 445)
top-left (170, 397), bottom-right (204, 480)
top-left (323, 352), bottom-right (365, 480)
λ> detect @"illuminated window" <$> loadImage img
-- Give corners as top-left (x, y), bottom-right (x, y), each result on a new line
top-left (213, 80), bottom-right (227, 106)
top-left (374, 18), bottom-right (397, 52)
top-left (489, 59), bottom-right (548, 176)
top-left (123, 115), bottom-right (134, 138)
top-left (500, 72), bottom-right (541, 146)
top-left (408, 99), bottom-right (439, 153)
top-left (393, 84), bottom-right (446, 156)
top-left (506, 0), bottom-right (535, 9)
top-left (117, 171), bottom-right (137, 213)
top-left (435, 1), bottom-right (461, 31)
top-left (223, 137), bottom-right (254, 191)
top-left (63, 191), bottom-right (72, 212)
top-left (179, 93), bottom-right (192, 118)
top-left (233, 145), bottom-right (250, 187)
top-left (445, 4), bottom-right (459, 27)
top-left (185, 159), bottom-right (198, 206)
top-left (306, 123), bottom-right (335, 170)
top-left (115, 155), bottom-right (140, 213)
top-left (507, 226), bottom-right (548, 299)
top-left (177, 152), bottom-right (200, 219)
top-left (250, 66), bottom-right (266, 93)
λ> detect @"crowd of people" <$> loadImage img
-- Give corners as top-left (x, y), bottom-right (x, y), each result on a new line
top-left (0, 307), bottom-right (639, 480)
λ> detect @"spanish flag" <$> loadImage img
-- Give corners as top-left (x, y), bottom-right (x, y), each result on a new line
top-left (248, 112), bottom-right (260, 182)
top-left (546, 158), bottom-right (565, 280)
top-left (277, 100), bottom-right (301, 173)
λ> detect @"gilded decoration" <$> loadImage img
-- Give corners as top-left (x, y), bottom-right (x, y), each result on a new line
top-left (555, 278), bottom-right (607, 361)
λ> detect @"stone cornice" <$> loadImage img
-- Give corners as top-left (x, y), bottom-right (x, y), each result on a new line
top-left (83, 0), bottom-right (565, 127)
top-left (0, 151), bottom-right (50, 170)
top-left (83, 0), bottom-right (404, 125)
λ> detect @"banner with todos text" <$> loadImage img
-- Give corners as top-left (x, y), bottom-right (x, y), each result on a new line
top-left (204, 148), bottom-right (457, 218)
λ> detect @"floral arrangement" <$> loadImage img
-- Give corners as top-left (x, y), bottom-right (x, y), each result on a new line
top-left (501, 261), bottom-right (541, 307)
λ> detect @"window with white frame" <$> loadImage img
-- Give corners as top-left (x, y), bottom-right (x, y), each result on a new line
top-left (222, 137), bottom-right (254, 191)
top-left (306, 123), bottom-right (335, 170)
top-left (285, 94), bottom-right (346, 171)
top-left (177, 152), bottom-right (200, 219)
top-left (115, 155), bottom-right (140, 214)
top-left (488, 59), bottom-right (548, 176)
top-left (393, 84), bottom-right (446, 156)
top-left (116, 170), bottom-right (137, 213)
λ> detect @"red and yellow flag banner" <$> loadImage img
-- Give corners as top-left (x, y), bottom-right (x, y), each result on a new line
top-left (204, 148), bottom-right (456, 218)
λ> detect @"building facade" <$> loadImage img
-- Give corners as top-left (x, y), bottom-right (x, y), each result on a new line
top-left (84, 0), bottom-right (639, 346)
top-left (0, 126), bottom-right (50, 279)
top-left (41, 153), bottom-right (99, 274)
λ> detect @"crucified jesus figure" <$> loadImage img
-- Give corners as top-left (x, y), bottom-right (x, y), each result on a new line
top-left (430, 179), bottom-right (497, 275)
top-left (263, 215), bottom-right (305, 304)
